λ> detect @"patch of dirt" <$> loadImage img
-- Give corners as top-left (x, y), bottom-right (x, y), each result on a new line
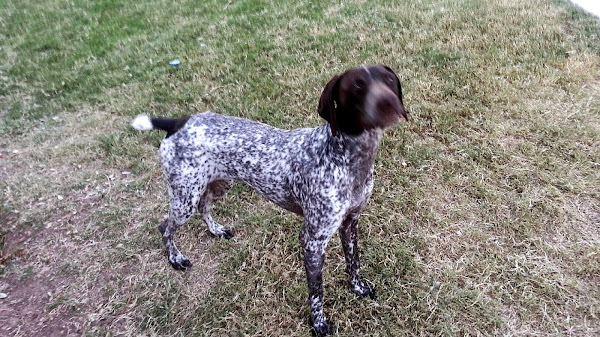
top-left (0, 149), bottom-right (130, 336)
top-left (0, 198), bottom-right (103, 337)
top-left (0, 273), bottom-right (79, 336)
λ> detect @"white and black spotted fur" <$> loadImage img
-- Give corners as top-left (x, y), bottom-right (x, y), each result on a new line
top-left (131, 65), bottom-right (408, 336)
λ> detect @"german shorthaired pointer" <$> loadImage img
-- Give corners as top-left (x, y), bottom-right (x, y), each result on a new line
top-left (131, 64), bottom-right (407, 336)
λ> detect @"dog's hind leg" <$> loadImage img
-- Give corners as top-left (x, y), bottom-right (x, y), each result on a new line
top-left (158, 178), bottom-right (206, 271)
top-left (198, 180), bottom-right (234, 239)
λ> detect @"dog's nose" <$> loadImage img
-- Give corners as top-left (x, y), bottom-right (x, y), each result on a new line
top-left (377, 96), bottom-right (408, 121)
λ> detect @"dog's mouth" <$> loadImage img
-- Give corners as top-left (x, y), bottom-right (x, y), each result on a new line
top-left (368, 97), bottom-right (408, 129)
top-left (388, 93), bottom-right (409, 123)
top-left (400, 104), bottom-right (409, 121)
top-left (364, 83), bottom-right (408, 128)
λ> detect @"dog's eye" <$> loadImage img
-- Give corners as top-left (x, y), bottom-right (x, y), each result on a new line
top-left (386, 75), bottom-right (395, 83)
top-left (354, 79), bottom-right (365, 90)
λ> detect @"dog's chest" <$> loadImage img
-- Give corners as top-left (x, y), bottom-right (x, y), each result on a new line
top-left (346, 164), bottom-right (374, 212)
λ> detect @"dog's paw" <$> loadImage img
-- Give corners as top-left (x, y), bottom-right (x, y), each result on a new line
top-left (216, 227), bottom-right (235, 240)
top-left (169, 254), bottom-right (192, 271)
top-left (363, 286), bottom-right (377, 300)
top-left (351, 280), bottom-right (376, 299)
top-left (311, 319), bottom-right (331, 337)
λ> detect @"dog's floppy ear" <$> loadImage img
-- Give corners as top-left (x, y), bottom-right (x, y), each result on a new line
top-left (318, 74), bottom-right (341, 137)
top-left (382, 65), bottom-right (408, 120)
top-left (382, 65), bottom-right (404, 104)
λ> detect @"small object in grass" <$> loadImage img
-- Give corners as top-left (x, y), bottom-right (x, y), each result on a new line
top-left (0, 293), bottom-right (7, 299)
top-left (169, 59), bottom-right (181, 66)
top-left (402, 161), bottom-right (407, 167)
top-left (57, 195), bottom-right (64, 200)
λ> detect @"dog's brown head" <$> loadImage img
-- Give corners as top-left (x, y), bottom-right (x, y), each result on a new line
top-left (318, 65), bottom-right (408, 136)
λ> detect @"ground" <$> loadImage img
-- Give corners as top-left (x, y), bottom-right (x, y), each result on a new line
top-left (1, 0), bottom-right (599, 336)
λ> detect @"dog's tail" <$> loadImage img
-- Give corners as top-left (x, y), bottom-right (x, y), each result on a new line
top-left (131, 114), bottom-right (190, 138)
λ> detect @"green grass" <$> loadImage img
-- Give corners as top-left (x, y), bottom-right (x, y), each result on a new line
top-left (1, 0), bottom-right (600, 336)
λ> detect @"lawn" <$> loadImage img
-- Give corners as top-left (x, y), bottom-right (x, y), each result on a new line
top-left (1, 0), bottom-right (599, 336)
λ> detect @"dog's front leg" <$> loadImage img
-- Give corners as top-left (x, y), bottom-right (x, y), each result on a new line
top-left (300, 217), bottom-right (339, 337)
top-left (339, 213), bottom-right (375, 298)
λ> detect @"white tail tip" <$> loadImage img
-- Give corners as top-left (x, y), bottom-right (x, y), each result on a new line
top-left (131, 114), bottom-right (153, 131)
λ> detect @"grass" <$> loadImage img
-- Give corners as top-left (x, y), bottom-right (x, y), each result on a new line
top-left (1, 0), bottom-right (599, 335)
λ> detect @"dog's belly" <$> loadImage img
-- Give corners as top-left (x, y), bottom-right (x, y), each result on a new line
top-left (262, 191), bottom-right (304, 216)
top-left (239, 174), bottom-right (304, 216)
top-left (210, 159), bottom-right (303, 216)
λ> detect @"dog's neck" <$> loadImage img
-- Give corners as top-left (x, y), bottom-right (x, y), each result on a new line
top-left (324, 124), bottom-right (383, 171)
top-left (342, 128), bottom-right (382, 180)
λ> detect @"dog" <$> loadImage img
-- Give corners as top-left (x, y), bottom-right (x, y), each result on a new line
top-left (131, 64), bottom-right (407, 336)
